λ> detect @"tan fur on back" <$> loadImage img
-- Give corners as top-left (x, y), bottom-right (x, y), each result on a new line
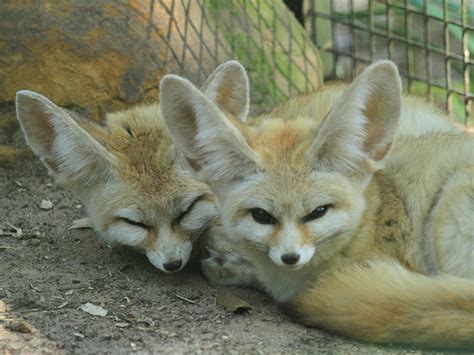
top-left (81, 105), bottom-right (176, 190)
top-left (161, 62), bottom-right (474, 349)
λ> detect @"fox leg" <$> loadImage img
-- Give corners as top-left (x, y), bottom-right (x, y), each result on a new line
top-left (200, 229), bottom-right (260, 288)
top-left (427, 167), bottom-right (474, 279)
top-left (201, 249), bottom-right (259, 287)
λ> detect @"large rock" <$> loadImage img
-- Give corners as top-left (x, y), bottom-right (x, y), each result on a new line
top-left (0, 0), bottom-right (322, 162)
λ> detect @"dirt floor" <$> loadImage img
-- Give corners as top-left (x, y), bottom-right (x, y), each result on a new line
top-left (0, 158), bottom-right (420, 353)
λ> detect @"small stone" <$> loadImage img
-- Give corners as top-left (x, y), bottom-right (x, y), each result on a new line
top-left (28, 238), bottom-right (41, 246)
top-left (40, 199), bottom-right (53, 210)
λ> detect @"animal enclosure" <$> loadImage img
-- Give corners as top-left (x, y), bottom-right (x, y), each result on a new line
top-left (304, 0), bottom-right (473, 126)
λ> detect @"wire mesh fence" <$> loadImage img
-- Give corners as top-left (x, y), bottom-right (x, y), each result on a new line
top-left (153, 0), bottom-right (323, 113)
top-left (304, 0), bottom-right (473, 126)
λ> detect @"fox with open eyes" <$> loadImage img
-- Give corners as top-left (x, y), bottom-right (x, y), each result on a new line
top-left (160, 61), bottom-right (474, 350)
top-left (15, 62), bottom-right (250, 273)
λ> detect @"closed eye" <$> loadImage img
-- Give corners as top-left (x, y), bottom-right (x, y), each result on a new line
top-left (175, 195), bottom-right (204, 224)
top-left (120, 217), bottom-right (152, 230)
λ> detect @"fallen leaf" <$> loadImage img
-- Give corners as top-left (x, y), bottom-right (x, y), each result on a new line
top-left (6, 320), bottom-right (32, 334)
top-left (79, 303), bottom-right (108, 317)
top-left (29, 282), bottom-right (41, 292)
top-left (216, 294), bottom-right (252, 313)
top-left (68, 218), bottom-right (92, 230)
top-left (115, 322), bottom-right (129, 328)
top-left (0, 223), bottom-right (22, 238)
top-left (54, 301), bottom-right (69, 309)
top-left (174, 293), bottom-right (197, 304)
top-left (40, 199), bottom-right (53, 210)
top-left (0, 245), bottom-right (19, 250)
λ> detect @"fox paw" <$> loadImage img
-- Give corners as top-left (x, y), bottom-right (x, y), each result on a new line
top-left (201, 250), bottom-right (258, 287)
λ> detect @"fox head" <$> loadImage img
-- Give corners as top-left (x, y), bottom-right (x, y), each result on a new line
top-left (161, 61), bottom-right (402, 270)
top-left (15, 61), bottom-right (250, 273)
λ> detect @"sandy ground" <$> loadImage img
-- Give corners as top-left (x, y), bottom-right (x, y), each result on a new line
top-left (0, 158), bottom-right (419, 353)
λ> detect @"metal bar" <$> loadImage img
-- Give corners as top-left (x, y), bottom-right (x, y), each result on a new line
top-left (424, 0), bottom-right (433, 101)
top-left (387, 2), bottom-right (392, 60)
top-left (308, 9), bottom-right (474, 37)
top-left (383, 1), bottom-right (474, 29)
top-left (368, 0), bottom-right (375, 62)
top-left (350, 0), bottom-right (356, 79)
top-left (330, 0), bottom-right (337, 79)
top-left (405, 0), bottom-right (411, 93)
top-left (461, 0), bottom-right (471, 125)
top-left (288, 3), bottom-right (294, 95)
top-left (444, 0), bottom-right (452, 114)
top-left (179, 0), bottom-right (191, 77)
top-left (309, 11), bottom-right (474, 64)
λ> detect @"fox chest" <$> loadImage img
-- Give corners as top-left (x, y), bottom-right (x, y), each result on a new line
top-left (371, 173), bottom-right (419, 271)
top-left (252, 256), bottom-right (310, 302)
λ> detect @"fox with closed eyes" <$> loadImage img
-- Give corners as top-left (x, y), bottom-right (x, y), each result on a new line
top-left (160, 61), bottom-right (474, 350)
top-left (15, 61), bottom-right (249, 273)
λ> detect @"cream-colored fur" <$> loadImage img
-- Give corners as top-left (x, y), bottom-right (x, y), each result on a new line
top-left (15, 61), bottom-right (249, 273)
top-left (161, 61), bottom-right (474, 349)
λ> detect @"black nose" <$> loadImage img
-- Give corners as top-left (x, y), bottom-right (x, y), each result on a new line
top-left (281, 253), bottom-right (300, 265)
top-left (163, 259), bottom-right (182, 272)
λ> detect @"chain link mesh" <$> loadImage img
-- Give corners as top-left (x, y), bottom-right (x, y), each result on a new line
top-left (305, 0), bottom-right (473, 126)
top-left (152, 0), bottom-right (323, 113)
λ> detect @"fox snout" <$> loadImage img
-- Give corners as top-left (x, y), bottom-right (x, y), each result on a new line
top-left (146, 239), bottom-right (192, 273)
top-left (268, 244), bottom-right (315, 270)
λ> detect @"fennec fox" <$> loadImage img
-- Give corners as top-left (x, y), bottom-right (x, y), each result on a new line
top-left (160, 61), bottom-right (474, 349)
top-left (15, 61), bottom-right (249, 273)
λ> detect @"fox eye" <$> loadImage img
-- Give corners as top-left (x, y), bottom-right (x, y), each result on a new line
top-left (250, 208), bottom-right (277, 225)
top-left (175, 195), bottom-right (204, 224)
top-left (303, 204), bottom-right (332, 223)
top-left (120, 217), bottom-right (151, 230)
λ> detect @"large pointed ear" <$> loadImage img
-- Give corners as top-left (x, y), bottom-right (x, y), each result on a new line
top-left (308, 61), bottom-right (402, 173)
top-left (16, 90), bottom-right (115, 185)
top-left (201, 60), bottom-right (250, 122)
top-left (160, 75), bottom-right (257, 181)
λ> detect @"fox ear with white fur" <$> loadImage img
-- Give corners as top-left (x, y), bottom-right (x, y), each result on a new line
top-left (160, 74), bottom-right (256, 181)
top-left (308, 61), bottom-right (402, 173)
top-left (16, 90), bottom-right (115, 185)
top-left (201, 60), bottom-right (250, 122)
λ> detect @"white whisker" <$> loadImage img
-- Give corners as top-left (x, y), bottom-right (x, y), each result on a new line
top-left (191, 216), bottom-right (217, 243)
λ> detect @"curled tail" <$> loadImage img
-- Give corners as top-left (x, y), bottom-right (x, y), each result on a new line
top-left (288, 260), bottom-right (474, 350)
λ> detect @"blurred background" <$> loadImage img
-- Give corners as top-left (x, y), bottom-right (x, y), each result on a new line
top-left (0, 0), bottom-right (472, 163)
top-left (303, 0), bottom-right (473, 126)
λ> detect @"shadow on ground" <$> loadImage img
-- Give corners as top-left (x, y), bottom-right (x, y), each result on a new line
top-left (0, 159), bottom-right (416, 353)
